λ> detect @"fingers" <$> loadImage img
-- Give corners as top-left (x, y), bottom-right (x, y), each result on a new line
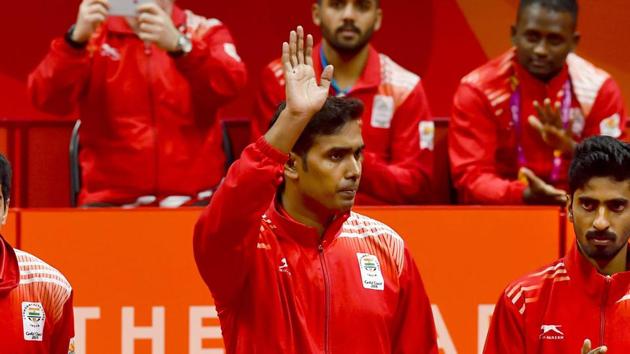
top-left (281, 42), bottom-right (292, 74)
top-left (289, 30), bottom-right (298, 68)
top-left (305, 34), bottom-right (314, 67)
top-left (533, 100), bottom-right (545, 123)
top-left (320, 65), bottom-right (334, 91)
top-left (297, 26), bottom-right (305, 65)
top-left (528, 115), bottom-right (544, 132)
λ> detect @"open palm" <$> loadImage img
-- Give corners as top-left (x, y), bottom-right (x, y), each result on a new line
top-left (282, 26), bottom-right (333, 118)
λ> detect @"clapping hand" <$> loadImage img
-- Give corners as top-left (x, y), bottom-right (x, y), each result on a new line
top-left (528, 98), bottom-right (576, 155)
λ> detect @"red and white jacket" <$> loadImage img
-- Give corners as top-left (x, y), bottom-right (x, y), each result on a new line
top-left (450, 49), bottom-right (627, 204)
top-left (193, 137), bottom-right (438, 354)
top-left (28, 7), bottom-right (247, 206)
top-left (255, 44), bottom-right (435, 205)
top-left (0, 235), bottom-right (75, 354)
top-left (484, 244), bottom-right (630, 353)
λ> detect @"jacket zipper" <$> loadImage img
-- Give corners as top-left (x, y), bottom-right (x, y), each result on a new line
top-left (144, 43), bottom-right (159, 196)
top-left (318, 243), bottom-right (330, 354)
top-left (600, 276), bottom-right (611, 346)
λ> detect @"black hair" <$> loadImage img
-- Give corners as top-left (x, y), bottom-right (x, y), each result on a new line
top-left (568, 136), bottom-right (630, 196)
top-left (268, 96), bottom-right (364, 165)
top-left (0, 153), bottom-right (12, 209)
top-left (517, 0), bottom-right (578, 24)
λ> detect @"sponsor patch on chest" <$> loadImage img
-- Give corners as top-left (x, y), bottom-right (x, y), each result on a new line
top-left (22, 302), bottom-right (46, 341)
top-left (371, 95), bottom-right (395, 128)
top-left (539, 324), bottom-right (565, 340)
top-left (357, 253), bottom-right (384, 291)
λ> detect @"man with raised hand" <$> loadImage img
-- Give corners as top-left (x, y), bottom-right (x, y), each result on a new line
top-left (194, 26), bottom-right (437, 353)
top-left (0, 153), bottom-right (75, 353)
top-left (484, 136), bottom-right (630, 353)
top-left (255, 0), bottom-right (435, 205)
top-left (449, 0), bottom-right (626, 205)
top-left (29, 0), bottom-right (247, 207)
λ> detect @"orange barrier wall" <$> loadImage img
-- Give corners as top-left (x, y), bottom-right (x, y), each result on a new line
top-left (13, 206), bottom-right (563, 354)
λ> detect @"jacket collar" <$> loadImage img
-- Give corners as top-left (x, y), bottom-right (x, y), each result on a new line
top-left (0, 235), bottom-right (19, 294)
top-left (511, 49), bottom-right (570, 96)
top-left (105, 5), bottom-right (186, 34)
top-left (565, 243), bottom-right (630, 300)
top-left (266, 198), bottom-right (350, 248)
top-left (313, 42), bottom-right (381, 95)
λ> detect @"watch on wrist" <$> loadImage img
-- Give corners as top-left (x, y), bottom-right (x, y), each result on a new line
top-left (64, 24), bottom-right (88, 50)
top-left (169, 33), bottom-right (192, 57)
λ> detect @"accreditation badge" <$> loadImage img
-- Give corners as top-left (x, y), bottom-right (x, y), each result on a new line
top-left (357, 253), bottom-right (385, 291)
top-left (22, 302), bottom-right (46, 341)
top-left (371, 95), bottom-right (395, 128)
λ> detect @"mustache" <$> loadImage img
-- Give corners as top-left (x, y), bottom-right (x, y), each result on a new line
top-left (585, 230), bottom-right (616, 241)
top-left (336, 24), bottom-right (361, 34)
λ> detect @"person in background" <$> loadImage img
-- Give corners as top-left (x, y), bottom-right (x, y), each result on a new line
top-left (255, 0), bottom-right (435, 205)
top-left (449, 0), bottom-right (626, 205)
top-left (28, 0), bottom-right (247, 207)
top-left (0, 153), bottom-right (75, 353)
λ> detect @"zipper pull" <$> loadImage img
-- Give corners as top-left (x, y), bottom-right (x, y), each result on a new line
top-left (318, 244), bottom-right (324, 253)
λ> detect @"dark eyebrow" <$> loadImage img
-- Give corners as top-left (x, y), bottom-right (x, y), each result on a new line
top-left (606, 198), bottom-right (628, 205)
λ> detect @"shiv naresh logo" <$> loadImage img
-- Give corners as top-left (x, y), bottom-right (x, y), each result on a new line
top-left (539, 324), bottom-right (565, 340)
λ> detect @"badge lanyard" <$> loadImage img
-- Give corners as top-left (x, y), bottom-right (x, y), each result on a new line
top-left (320, 47), bottom-right (351, 97)
top-left (509, 79), bottom-right (572, 183)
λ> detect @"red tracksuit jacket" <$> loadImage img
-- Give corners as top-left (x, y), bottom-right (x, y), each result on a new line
top-left (193, 137), bottom-right (438, 353)
top-left (0, 235), bottom-right (75, 354)
top-left (28, 7), bottom-right (247, 205)
top-left (484, 244), bottom-right (630, 353)
top-left (450, 49), bottom-right (627, 204)
top-left (255, 44), bottom-right (435, 205)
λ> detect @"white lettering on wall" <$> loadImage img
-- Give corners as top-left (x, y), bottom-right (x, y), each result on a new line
top-left (189, 306), bottom-right (224, 354)
top-left (121, 306), bottom-right (165, 354)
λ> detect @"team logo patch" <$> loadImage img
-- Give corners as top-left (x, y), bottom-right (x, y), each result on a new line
top-left (539, 324), bottom-right (565, 340)
top-left (419, 121), bottom-right (435, 151)
top-left (357, 253), bottom-right (384, 291)
top-left (371, 95), bottom-right (395, 128)
top-left (600, 113), bottom-right (622, 138)
top-left (22, 302), bottom-right (46, 341)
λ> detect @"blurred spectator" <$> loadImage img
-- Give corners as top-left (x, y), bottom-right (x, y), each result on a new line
top-left (28, 0), bottom-right (247, 207)
top-left (254, 0), bottom-right (435, 205)
top-left (449, 0), bottom-right (626, 205)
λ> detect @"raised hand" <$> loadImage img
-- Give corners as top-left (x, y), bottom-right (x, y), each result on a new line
top-left (528, 98), bottom-right (576, 155)
top-left (520, 167), bottom-right (568, 205)
top-left (282, 26), bottom-right (334, 119)
top-left (581, 339), bottom-right (607, 354)
top-left (72, 0), bottom-right (110, 43)
top-left (263, 26), bottom-right (335, 154)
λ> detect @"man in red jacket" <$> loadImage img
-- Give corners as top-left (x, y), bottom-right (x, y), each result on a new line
top-left (194, 27), bottom-right (438, 353)
top-left (0, 154), bottom-right (76, 353)
top-left (29, 0), bottom-right (247, 207)
top-left (449, 0), bottom-right (626, 205)
top-left (483, 136), bottom-right (630, 354)
top-left (255, 0), bottom-right (435, 205)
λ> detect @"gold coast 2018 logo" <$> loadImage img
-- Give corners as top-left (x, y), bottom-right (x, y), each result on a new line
top-left (22, 302), bottom-right (46, 341)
